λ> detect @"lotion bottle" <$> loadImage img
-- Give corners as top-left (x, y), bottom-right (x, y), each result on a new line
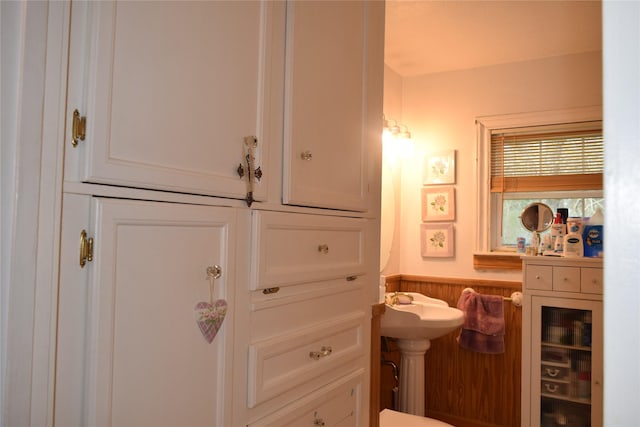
top-left (564, 217), bottom-right (584, 257)
top-left (563, 231), bottom-right (584, 257)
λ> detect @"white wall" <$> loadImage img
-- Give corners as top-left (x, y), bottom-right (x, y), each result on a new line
top-left (392, 51), bottom-right (602, 281)
top-left (381, 65), bottom-right (404, 276)
top-left (0, 1), bottom-right (23, 419)
top-left (602, 1), bottom-right (640, 424)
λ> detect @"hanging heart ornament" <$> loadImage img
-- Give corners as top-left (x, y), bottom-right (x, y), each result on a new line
top-left (194, 299), bottom-right (228, 344)
top-left (195, 265), bottom-right (227, 344)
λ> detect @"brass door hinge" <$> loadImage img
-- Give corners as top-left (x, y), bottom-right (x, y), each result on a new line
top-left (79, 229), bottom-right (94, 267)
top-left (71, 109), bottom-right (86, 147)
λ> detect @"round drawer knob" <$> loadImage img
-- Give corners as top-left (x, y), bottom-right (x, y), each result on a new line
top-left (301, 151), bottom-right (313, 161)
top-left (318, 244), bottom-right (329, 254)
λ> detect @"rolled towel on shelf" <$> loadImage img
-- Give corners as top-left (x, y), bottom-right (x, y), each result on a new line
top-left (456, 288), bottom-right (505, 354)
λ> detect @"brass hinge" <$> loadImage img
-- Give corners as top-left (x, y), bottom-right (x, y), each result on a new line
top-left (71, 109), bottom-right (86, 147)
top-left (79, 229), bottom-right (94, 268)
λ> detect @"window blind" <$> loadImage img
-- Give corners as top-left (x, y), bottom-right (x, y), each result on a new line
top-left (490, 121), bottom-right (603, 193)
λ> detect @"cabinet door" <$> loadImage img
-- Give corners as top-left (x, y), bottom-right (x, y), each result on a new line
top-left (65, 1), bottom-right (282, 201)
top-left (282, 1), bottom-right (380, 212)
top-left (55, 195), bottom-right (239, 426)
top-left (528, 296), bottom-right (603, 427)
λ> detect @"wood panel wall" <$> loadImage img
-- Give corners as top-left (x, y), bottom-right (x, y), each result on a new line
top-left (380, 275), bottom-right (522, 427)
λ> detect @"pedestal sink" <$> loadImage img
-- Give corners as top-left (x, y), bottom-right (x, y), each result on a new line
top-left (381, 292), bottom-right (464, 417)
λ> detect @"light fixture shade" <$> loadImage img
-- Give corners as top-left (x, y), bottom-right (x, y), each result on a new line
top-left (382, 115), bottom-right (413, 157)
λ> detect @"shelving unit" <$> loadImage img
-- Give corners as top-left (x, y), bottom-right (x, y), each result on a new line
top-left (522, 256), bottom-right (603, 427)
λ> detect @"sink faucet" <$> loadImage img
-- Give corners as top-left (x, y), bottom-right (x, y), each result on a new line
top-left (387, 292), bottom-right (414, 306)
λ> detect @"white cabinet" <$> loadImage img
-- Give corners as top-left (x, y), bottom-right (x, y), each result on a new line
top-left (240, 211), bottom-right (372, 425)
top-left (282, 1), bottom-right (383, 212)
top-left (55, 194), bottom-right (243, 427)
top-left (52, 1), bottom-right (383, 426)
top-left (65, 1), bottom-right (283, 202)
top-left (522, 257), bottom-right (603, 427)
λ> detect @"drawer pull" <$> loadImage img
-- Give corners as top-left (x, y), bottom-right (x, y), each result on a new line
top-left (545, 368), bottom-right (560, 377)
top-left (317, 244), bottom-right (329, 254)
top-left (301, 150), bottom-right (313, 161)
top-left (262, 287), bottom-right (280, 295)
top-left (309, 346), bottom-right (332, 360)
top-left (314, 418), bottom-right (325, 427)
top-left (544, 383), bottom-right (559, 393)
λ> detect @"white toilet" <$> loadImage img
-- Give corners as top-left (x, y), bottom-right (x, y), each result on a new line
top-left (380, 409), bottom-right (455, 427)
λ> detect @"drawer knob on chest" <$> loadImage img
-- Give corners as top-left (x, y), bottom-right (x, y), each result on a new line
top-left (309, 346), bottom-right (332, 360)
top-left (544, 383), bottom-right (559, 393)
top-left (301, 150), bottom-right (313, 161)
top-left (317, 244), bottom-right (329, 254)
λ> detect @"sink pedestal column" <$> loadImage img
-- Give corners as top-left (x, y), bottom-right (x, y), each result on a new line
top-left (397, 338), bottom-right (431, 416)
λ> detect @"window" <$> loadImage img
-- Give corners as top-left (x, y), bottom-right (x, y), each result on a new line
top-left (475, 107), bottom-right (603, 264)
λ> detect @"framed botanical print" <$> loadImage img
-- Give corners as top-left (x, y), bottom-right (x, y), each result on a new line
top-left (423, 150), bottom-right (456, 185)
top-left (420, 223), bottom-right (454, 258)
top-left (421, 186), bottom-right (455, 222)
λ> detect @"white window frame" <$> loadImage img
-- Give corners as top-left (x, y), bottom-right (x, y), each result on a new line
top-left (475, 106), bottom-right (602, 255)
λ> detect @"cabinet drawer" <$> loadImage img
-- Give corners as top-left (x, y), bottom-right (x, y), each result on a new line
top-left (553, 267), bottom-right (581, 292)
top-left (248, 312), bottom-right (365, 407)
top-left (251, 211), bottom-right (366, 290)
top-left (541, 379), bottom-right (569, 398)
top-left (581, 267), bottom-right (603, 294)
top-left (541, 363), bottom-right (570, 381)
top-left (525, 265), bottom-right (553, 290)
top-left (250, 277), bottom-right (365, 342)
top-left (249, 370), bottom-right (362, 427)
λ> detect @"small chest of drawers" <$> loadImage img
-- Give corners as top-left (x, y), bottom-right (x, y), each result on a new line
top-left (245, 210), bottom-right (372, 425)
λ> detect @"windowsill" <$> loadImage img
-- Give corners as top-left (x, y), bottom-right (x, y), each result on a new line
top-left (473, 252), bottom-right (523, 271)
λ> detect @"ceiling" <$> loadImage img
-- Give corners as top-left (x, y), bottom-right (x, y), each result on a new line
top-left (384, 0), bottom-right (602, 77)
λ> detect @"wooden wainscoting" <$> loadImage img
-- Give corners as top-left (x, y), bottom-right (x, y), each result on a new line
top-left (380, 275), bottom-right (522, 427)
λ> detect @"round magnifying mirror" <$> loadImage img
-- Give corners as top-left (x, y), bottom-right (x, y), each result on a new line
top-left (520, 202), bottom-right (554, 232)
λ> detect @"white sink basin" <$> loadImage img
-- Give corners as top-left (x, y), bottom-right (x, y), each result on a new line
top-left (381, 292), bottom-right (464, 340)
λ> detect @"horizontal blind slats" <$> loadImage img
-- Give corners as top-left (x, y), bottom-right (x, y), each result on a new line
top-left (491, 123), bottom-right (603, 189)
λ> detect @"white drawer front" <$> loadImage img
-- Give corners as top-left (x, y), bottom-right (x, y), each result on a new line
top-left (581, 267), bottom-right (603, 294)
top-left (251, 211), bottom-right (366, 290)
top-left (250, 277), bottom-right (365, 342)
top-left (248, 369), bottom-right (362, 427)
top-left (525, 265), bottom-right (553, 291)
top-left (553, 266), bottom-right (581, 292)
top-left (248, 312), bottom-right (365, 407)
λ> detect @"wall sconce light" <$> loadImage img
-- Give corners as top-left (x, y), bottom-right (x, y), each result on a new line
top-left (383, 115), bottom-right (413, 158)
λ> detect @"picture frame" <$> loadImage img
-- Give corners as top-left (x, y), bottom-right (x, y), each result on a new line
top-left (423, 150), bottom-right (456, 185)
top-left (421, 186), bottom-right (455, 222)
top-left (420, 223), bottom-right (454, 258)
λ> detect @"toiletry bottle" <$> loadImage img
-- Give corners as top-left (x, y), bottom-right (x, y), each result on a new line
top-left (551, 213), bottom-right (565, 254)
top-left (583, 208), bottom-right (604, 257)
top-left (582, 311), bottom-right (592, 347)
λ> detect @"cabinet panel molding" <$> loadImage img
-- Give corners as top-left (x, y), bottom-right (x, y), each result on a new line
top-left (248, 312), bottom-right (365, 408)
top-left (282, 1), bottom-right (376, 211)
top-left (251, 210), bottom-right (367, 289)
top-left (56, 197), bottom-right (238, 426)
top-left (65, 1), bottom-right (282, 201)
